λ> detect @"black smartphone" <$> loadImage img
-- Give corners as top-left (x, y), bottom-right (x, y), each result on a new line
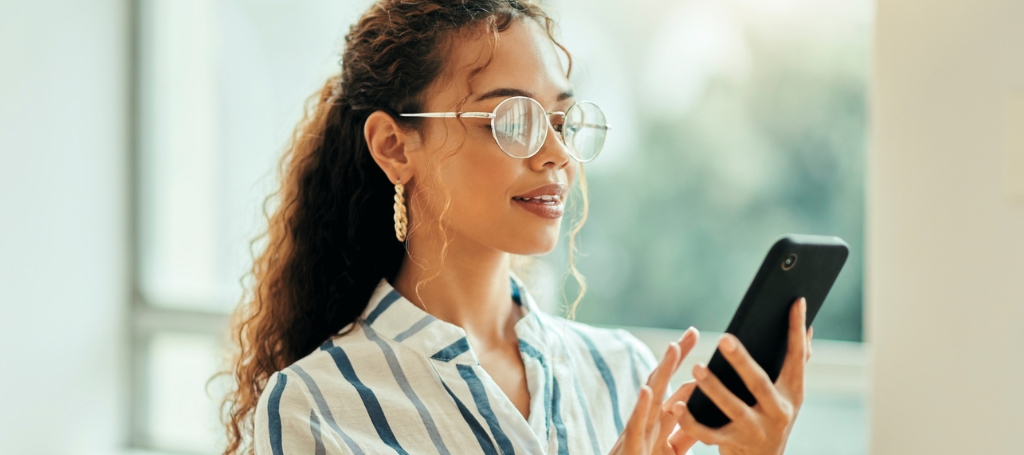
top-left (686, 234), bottom-right (849, 428)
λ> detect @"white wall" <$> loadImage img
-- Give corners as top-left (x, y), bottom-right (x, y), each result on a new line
top-left (0, 0), bottom-right (129, 453)
top-left (868, 0), bottom-right (1024, 453)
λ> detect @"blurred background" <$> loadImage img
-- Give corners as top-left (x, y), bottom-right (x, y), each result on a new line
top-left (2, 0), bottom-right (1022, 454)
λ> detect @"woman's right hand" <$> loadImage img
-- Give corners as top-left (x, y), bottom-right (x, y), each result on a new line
top-left (608, 327), bottom-right (700, 455)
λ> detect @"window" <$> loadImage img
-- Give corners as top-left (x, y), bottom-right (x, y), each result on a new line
top-left (540, 0), bottom-right (868, 342)
top-left (131, 0), bottom-right (370, 450)
top-left (130, 0), bottom-right (869, 453)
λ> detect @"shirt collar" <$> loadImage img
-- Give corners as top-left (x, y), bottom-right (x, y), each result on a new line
top-left (357, 272), bottom-right (548, 364)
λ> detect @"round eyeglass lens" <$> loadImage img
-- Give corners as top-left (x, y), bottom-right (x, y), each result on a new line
top-left (492, 97), bottom-right (548, 158)
top-left (563, 101), bottom-right (607, 162)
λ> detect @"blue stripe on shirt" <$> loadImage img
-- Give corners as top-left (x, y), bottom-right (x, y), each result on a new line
top-left (394, 314), bottom-right (436, 342)
top-left (550, 376), bottom-right (569, 455)
top-left (321, 341), bottom-right (409, 455)
top-left (431, 337), bottom-right (471, 362)
top-left (268, 373), bottom-right (287, 455)
top-left (363, 325), bottom-right (452, 455)
top-left (510, 277), bottom-right (522, 306)
top-left (457, 364), bottom-right (516, 455)
top-left (289, 365), bottom-right (364, 455)
top-left (518, 340), bottom-right (551, 440)
top-left (571, 327), bottom-right (624, 433)
top-left (614, 331), bottom-right (644, 393)
top-left (441, 380), bottom-right (500, 455)
top-left (365, 290), bottom-right (401, 324)
top-left (549, 322), bottom-right (603, 455)
top-left (571, 373), bottom-right (603, 455)
top-left (309, 409), bottom-right (325, 455)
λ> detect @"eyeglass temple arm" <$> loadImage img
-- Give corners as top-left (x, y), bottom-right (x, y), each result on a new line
top-left (398, 112), bottom-right (494, 119)
top-left (400, 112), bottom-right (612, 130)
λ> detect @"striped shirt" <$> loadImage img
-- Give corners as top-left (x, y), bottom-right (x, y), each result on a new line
top-left (254, 274), bottom-right (680, 455)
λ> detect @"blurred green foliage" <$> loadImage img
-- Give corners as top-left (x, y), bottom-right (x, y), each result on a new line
top-left (548, 27), bottom-right (867, 342)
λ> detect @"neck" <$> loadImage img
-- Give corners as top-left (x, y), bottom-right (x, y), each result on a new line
top-left (391, 234), bottom-right (520, 348)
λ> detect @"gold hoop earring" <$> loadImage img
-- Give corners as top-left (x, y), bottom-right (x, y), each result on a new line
top-left (393, 181), bottom-right (408, 242)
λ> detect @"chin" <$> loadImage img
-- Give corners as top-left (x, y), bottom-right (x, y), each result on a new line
top-left (506, 231), bottom-right (561, 256)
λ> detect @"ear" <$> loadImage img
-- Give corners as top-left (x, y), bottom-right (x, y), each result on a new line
top-left (365, 110), bottom-right (420, 184)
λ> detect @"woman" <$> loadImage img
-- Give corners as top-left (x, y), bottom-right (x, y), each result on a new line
top-left (223, 1), bottom-right (813, 454)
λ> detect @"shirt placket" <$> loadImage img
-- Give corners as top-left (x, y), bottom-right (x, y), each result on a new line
top-left (428, 347), bottom-right (548, 455)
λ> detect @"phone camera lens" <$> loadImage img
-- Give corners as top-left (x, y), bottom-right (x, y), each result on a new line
top-left (782, 254), bottom-right (798, 271)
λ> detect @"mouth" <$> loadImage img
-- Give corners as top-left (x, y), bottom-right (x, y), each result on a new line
top-left (511, 194), bottom-right (564, 205)
top-left (512, 183), bottom-right (568, 220)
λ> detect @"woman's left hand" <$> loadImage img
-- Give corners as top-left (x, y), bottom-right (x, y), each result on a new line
top-left (669, 297), bottom-right (814, 455)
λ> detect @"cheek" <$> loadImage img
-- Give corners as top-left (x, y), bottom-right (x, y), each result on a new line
top-left (446, 145), bottom-right (518, 212)
top-left (417, 127), bottom-right (570, 254)
top-left (420, 124), bottom-right (511, 202)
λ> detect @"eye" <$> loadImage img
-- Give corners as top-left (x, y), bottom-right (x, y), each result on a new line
top-left (550, 115), bottom-right (565, 134)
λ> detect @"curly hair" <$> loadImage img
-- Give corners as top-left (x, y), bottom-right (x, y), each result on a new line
top-left (220, 1), bottom-right (587, 453)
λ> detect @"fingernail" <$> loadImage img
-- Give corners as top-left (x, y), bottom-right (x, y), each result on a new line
top-left (680, 326), bottom-right (696, 342)
top-left (692, 363), bottom-right (707, 379)
top-left (720, 334), bottom-right (737, 353)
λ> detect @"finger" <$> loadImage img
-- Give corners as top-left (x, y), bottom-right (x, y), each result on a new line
top-left (671, 401), bottom-right (728, 447)
top-left (716, 333), bottom-right (786, 416)
top-left (649, 327), bottom-right (698, 391)
top-left (662, 380), bottom-right (697, 413)
top-left (691, 363), bottom-right (753, 422)
top-left (647, 327), bottom-right (700, 424)
top-left (654, 327), bottom-right (698, 413)
top-left (671, 326), bottom-right (700, 373)
top-left (778, 297), bottom-right (809, 398)
top-left (646, 343), bottom-right (680, 424)
top-left (806, 326), bottom-right (814, 363)
top-left (625, 385), bottom-right (653, 450)
top-left (667, 426), bottom-right (698, 455)
top-left (656, 404), bottom-right (679, 455)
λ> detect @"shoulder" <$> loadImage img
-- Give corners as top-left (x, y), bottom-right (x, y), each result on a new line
top-left (253, 369), bottom-right (334, 454)
top-left (293, 324), bottom-right (384, 375)
top-left (252, 327), bottom-right (383, 455)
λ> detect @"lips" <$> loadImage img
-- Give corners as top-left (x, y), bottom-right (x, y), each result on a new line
top-left (513, 183), bottom-right (568, 201)
top-left (512, 183), bottom-right (568, 220)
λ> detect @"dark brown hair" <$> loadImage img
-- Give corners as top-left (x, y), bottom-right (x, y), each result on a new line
top-left (220, 1), bottom-right (579, 454)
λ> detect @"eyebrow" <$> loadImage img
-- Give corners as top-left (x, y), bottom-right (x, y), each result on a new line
top-left (474, 87), bottom-right (575, 103)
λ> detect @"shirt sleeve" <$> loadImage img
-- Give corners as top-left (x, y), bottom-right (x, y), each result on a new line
top-left (254, 371), bottom-right (349, 455)
top-left (614, 328), bottom-right (659, 390)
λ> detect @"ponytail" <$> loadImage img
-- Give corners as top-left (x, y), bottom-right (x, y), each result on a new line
top-left (221, 2), bottom-right (570, 454)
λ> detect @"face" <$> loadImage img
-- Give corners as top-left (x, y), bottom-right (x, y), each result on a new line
top-left (404, 19), bottom-right (579, 256)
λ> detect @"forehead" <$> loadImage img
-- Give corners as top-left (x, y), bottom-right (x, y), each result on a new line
top-left (426, 18), bottom-right (572, 109)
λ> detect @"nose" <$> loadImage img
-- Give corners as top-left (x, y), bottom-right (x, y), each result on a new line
top-left (529, 119), bottom-right (572, 171)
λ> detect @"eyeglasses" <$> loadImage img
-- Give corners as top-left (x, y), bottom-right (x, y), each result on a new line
top-left (399, 96), bottom-right (610, 162)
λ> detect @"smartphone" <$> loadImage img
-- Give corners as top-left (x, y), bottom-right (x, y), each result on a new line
top-left (686, 234), bottom-right (849, 428)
